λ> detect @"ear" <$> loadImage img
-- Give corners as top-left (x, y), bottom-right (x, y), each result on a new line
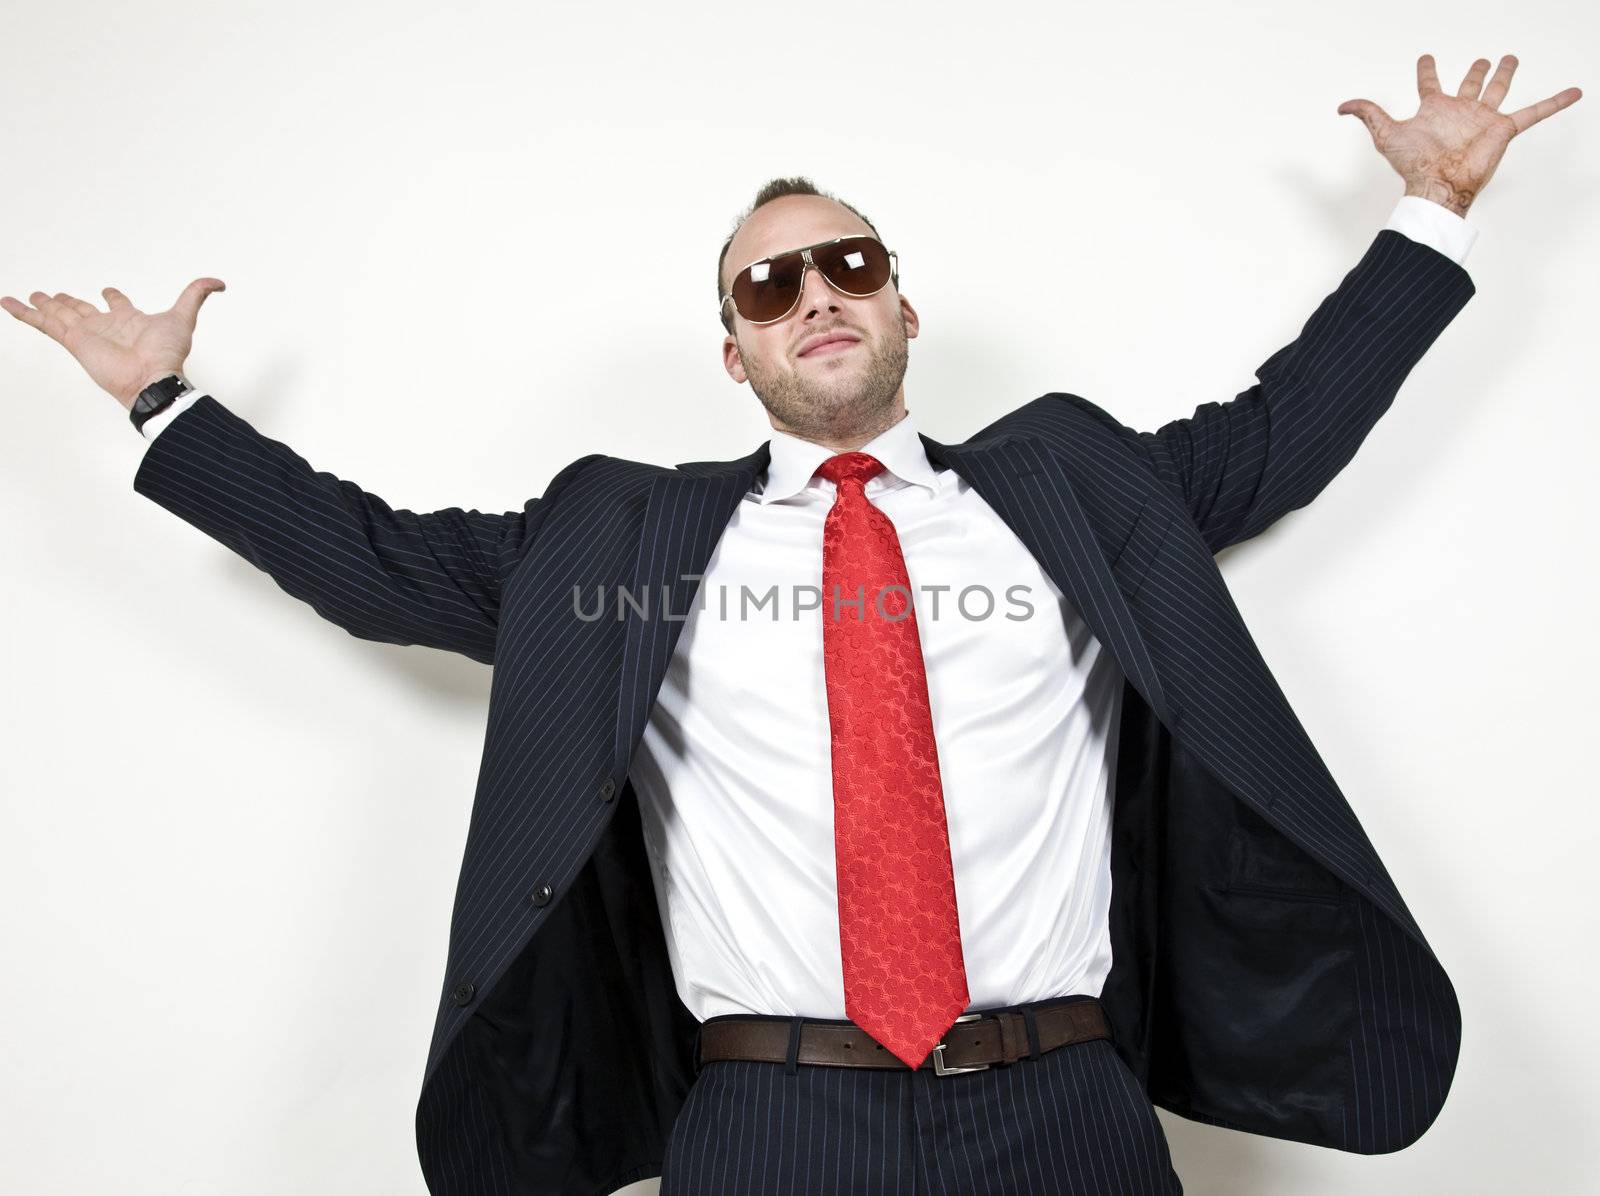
top-left (899, 293), bottom-right (920, 340)
top-left (722, 332), bottom-right (748, 384)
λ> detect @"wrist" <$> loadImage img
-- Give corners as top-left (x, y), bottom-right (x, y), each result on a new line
top-left (120, 367), bottom-right (185, 410)
top-left (128, 370), bottom-right (196, 436)
top-left (1403, 178), bottom-right (1474, 219)
top-left (137, 366), bottom-right (184, 395)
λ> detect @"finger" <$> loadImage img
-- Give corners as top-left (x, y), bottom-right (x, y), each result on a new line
top-left (54, 291), bottom-right (100, 318)
top-left (1479, 54), bottom-right (1518, 109)
top-left (0, 295), bottom-right (48, 333)
top-left (24, 292), bottom-right (70, 340)
top-left (171, 276), bottom-right (226, 325)
top-left (102, 286), bottom-right (134, 311)
top-left (43, 293), bottom-right (85, 330)
top-left (1507, 86), bottom-right (1584, 135)
top-left (1416, 53), bottom-right (1442, 98)
top-left (1457, 57), bottom-right (1491, 100)
top-left (1336, 98), bottom-right (1393, 141)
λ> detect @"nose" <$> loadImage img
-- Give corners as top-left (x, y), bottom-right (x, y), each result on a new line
top-left (797, 257), bottom-right (845, 320)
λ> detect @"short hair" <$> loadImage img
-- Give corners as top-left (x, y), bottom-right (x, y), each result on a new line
top-left (716, 176), bottom-right (882, 332)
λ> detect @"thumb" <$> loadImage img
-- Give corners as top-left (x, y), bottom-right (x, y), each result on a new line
top-left (1336, 98), bottom-right (1393, 142)
top-left (172, 276), bottom-right (226, 326)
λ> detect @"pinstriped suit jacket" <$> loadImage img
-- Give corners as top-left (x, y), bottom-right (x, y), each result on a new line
top-left (132, 227), bottom-right (1476, 1196)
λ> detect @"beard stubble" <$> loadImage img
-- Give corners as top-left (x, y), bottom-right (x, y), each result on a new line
top-left (739, 315), bottom-right (910, 446)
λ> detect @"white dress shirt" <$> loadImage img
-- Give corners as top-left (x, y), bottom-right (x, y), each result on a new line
top-left (140, 197), bottom-right (1477, 1026)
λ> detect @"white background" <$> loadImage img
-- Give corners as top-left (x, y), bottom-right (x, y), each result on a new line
top-left (2, 1), bottom-right (1595, 1192)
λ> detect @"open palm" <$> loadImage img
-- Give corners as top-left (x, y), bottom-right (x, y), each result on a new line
top-left (1, 278), bottom-right (225, 408)
top-left (1338, 54), bottom-right (1582, 215)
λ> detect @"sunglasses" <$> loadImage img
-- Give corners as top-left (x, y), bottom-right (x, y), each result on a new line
top-left (720, 234), bottom-right (899, 325)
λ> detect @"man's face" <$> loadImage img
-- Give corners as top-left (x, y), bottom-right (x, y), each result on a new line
top-left (721, 195), bottom-right (919, 444)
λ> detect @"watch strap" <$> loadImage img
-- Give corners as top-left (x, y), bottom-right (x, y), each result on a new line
top-left (130, 373), bottom-right (192, 434)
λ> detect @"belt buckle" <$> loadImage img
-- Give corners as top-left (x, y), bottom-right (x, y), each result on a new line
top-left (931, 1012), bottom-right (989, 1076)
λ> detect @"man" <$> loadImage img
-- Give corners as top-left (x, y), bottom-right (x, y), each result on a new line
top-left (5, 52), bottom-right (1580, 1196)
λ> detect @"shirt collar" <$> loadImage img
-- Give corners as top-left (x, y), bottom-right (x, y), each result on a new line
top-left (756, 409), bottom-right (942, 505)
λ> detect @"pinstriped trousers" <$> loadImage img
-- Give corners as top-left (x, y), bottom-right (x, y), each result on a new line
top-left (659, 996), bottom-right (1183, 1195)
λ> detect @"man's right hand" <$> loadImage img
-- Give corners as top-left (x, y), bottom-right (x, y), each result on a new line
top-left (1, 278), bottom-right (226, 409)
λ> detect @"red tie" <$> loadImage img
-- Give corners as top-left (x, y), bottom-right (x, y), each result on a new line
top-left (814, 451), bottom-right (971, 1070)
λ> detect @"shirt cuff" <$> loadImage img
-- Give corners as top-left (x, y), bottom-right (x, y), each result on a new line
top-left (139, 387), bottom-right (204, 441)
top-left (1382, 194), bottom-right (1478, 266)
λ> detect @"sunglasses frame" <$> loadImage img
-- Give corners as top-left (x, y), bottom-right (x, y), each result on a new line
top-left (720, 233), bottom-right (900, 326)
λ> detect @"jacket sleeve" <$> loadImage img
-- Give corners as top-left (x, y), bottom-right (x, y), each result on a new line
top-left (1133, 228), bottom-right (1477, 554)
top-left (132, 393), bottom-right (578, 665)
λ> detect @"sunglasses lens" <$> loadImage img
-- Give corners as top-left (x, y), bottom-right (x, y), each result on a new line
top-left (733, 251), bottom-right (805, 323)
top-left (813, 237), bottom-right (892, 295)
top-left (730, 238), bottom-right (894, 322)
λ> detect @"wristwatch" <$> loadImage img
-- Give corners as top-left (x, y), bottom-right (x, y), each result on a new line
top-left (130, 372), bottom-right (193, 434)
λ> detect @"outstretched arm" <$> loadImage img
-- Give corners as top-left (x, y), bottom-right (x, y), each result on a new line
top-left (2, 281), bottom-right (574, 664)
top-left (131, 388), bottom-right (562, 665)
top-left (1138, 53), bottom-right (1580, 554)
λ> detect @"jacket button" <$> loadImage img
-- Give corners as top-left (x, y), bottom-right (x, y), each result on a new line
top-left (599, 778), bottom-right (616, 802)
top-left (529, 883), bottom-right (553, 906)
top-left (450, 981), bottom-right (476, 1006)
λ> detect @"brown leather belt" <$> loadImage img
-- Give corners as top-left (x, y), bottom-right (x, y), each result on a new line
top-left (696, 997), bottom-right (1111, 1075)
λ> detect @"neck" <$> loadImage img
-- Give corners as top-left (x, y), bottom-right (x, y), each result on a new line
top-left (771, 392), bottom-right (909, 454)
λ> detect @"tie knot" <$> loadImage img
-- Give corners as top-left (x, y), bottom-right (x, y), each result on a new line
top-left (814, 451), bottom-right (886, 491)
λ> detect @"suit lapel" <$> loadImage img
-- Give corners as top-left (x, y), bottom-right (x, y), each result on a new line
top-left (614, 444), bottom-right (770, 771)
top-left (614, 427), bottom-right (1174, 774)
top-left (925, 432), bottom-right (1174, 729)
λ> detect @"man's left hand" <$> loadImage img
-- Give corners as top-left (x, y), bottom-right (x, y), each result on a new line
top-left (1338, 54), bottom-right (1581, 216)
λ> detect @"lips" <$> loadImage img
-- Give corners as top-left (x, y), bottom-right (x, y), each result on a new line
top-left (798, 331), bottom-right (861, 358)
